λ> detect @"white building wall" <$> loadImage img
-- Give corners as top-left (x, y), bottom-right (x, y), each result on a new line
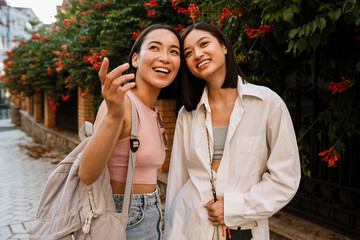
top-left (0, 5), bottom-right (40, 65)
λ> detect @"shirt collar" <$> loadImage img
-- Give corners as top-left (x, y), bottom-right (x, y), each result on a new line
top-left (195, 76), bottom-right (263, 117)
top-left (237, 76), bottom-right (263, 102)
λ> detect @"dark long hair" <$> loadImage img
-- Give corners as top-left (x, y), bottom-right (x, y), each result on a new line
top-left (180, 22), bottom-right (246, 111)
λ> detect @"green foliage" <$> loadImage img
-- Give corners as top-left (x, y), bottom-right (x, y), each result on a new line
top-left (2, 0), bottom-right (360, 174)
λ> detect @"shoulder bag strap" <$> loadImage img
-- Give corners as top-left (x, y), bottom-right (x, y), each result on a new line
top-left (122, 97), bottom-right (140, 214)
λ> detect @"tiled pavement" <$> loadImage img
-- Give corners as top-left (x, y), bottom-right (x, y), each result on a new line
top-left (0, 119), bottom-right (58, 240)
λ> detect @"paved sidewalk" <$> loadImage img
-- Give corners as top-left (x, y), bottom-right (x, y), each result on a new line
top-left (0, 119), bottom-right (60, 240)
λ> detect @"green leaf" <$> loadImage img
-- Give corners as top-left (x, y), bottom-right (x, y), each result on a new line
top-left (310, 21), bottom-right (317, 34)
top-left (305, 24), bottom-right (311, 36)
top-left (298, 26), bottom-right (305, 37)
top-left (286, 40), bottom-right (294, 53)
top-left (309, 35), bottom-right (321, 49)
top-left (315, 17), bottom-right (326, 31)
top-left (289, 29), bottom-right (298, 39)
top-left (319, 3), bottom-right (333, 12)
top-left (283, 8), bottom-right (293, 22)
top-left (328, 9), bottom-right (342, 21)
top-left (343, 0), bottom-right (356, 13)
top-left (290, 4), bottom-right (300, 14)
top-left (296, 39), bottom-right (307, 52)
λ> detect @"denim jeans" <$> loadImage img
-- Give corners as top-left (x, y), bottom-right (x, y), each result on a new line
top-left (113, 186), bottom-right (162, 240)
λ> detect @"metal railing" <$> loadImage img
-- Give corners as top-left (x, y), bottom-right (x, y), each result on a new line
top-left (285, 125), bottom-right (360, 238)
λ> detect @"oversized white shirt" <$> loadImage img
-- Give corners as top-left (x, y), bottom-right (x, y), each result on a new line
top-left (164, 77), bottom-right (301, 240)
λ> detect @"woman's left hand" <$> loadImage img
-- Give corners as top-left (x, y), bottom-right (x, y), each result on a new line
top-left (203, 196), bottom-right (224, 226)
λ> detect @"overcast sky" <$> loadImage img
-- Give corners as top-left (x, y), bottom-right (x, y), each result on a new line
top-left (7, 0), bottom-right (63, 24)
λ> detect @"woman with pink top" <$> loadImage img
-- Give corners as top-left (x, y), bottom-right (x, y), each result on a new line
top-left (79, 24), bottom-right (181, 240)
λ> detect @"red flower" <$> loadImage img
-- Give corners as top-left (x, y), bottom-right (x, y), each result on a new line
top-left (21, 74), bottom-right (28, 80)
top-left (132, 30), bottom-right (141, 40)
top-left (39, 36), bottom-right (46, 42)
top-left (79, 35), bottom-right (88, 40)
top-left (53, 50), bottom-right (61, 56)
top-left (61, 95), bottom-right (70, 101)
top-left (83, 50), bottom-right (103, 70)
top-left (81, 10), bottom-right (92, 16)
top-left (245, 25), bottom-right (274, 39)
top-left (175, 24), bottom-right (185, 35)
top-left (94, 2), bottom-right (102, 10)
top-left (62, 51), bottom-right (71, 58)
top-left (93, 62), bottom-right (101, 71)
top-left (64, 17), bottom-right (76, 30)
top-left (81, 88), bottom-right (89, 98)
top-left (100, 49), bottom-right (109, 56)
top-left (177, 7), bottom-right (189, 15)
top-left (5, 51), bottom-right (14, 57)
top-left (144, 0), bottom-right (157, 7)
top-left (258, 25), bottom-right (274, 34)
top-left (319, 144), bottom-right (339, 167)
top-left (188, 4), bottom-right (200, 24)
top-left (147, 9), bottom-right (157, 18)
top-left (51, 27), bottom-right (59, 34)
top-left (1, 76), bottom-right (9, 83)
top-left (329, 77), bottom-right (354, 94)
top-left (217, 8), bottom-right (230, 23)
top-left (171, 0), bottom-right (178, 10)
top-left (31, 34), bottom-right (39, 40)
top-left (245, 28), bottom-right (255, 38)
top-left (54, 58), bottom-right (64, 73)
top-left (48, 98), bottom-right (57, 111)
top-left (4, 60), bottom-right (14, 68)
top-left (47, 67), bottom-right (52, 75)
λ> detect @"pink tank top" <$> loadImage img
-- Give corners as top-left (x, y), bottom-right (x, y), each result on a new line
top-left (107, 91), bottom-right (166, 184)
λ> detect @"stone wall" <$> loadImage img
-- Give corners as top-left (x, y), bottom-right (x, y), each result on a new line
top-left (20, 110), bottom-right (79, 153)
top-left (10, 102), bottom-right (20, 126)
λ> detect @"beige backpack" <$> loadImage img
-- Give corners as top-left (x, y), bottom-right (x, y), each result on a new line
top-left (29, 100), bottom-right (139, 240)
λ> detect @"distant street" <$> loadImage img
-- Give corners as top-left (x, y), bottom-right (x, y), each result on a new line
top-left (0, 118), bottom-right (60, 240)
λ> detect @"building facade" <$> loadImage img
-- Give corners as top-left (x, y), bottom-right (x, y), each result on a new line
top-left (0, 0), bottom-right (40, 107)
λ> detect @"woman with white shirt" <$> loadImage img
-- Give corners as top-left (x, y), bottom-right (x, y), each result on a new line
top-left (164, 22), bottom-right (301, 240)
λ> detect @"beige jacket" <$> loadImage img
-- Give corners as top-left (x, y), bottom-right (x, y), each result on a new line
top-left (164, 77), bottom-right (301, 240)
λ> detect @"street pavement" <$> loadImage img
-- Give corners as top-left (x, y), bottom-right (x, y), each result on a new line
top-left (0, 118), bottom-right (60, 240)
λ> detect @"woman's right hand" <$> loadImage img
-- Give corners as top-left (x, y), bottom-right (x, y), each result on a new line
top-left (98, 57), bottom-right (135, 121)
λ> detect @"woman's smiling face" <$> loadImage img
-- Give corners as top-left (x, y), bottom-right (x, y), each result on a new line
top-left (183, 29), bottom-right (227, 82)
top-left (132, 29), bottom-right (181, 90)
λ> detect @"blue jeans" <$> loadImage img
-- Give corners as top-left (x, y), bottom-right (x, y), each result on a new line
top-left (113, 186), bottom-right (162, 240)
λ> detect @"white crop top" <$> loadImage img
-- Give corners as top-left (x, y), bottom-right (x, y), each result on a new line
top-left (213, 126), bottom-right (228, 160)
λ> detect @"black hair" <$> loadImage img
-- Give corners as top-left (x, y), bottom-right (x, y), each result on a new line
top-left (179, 22), bottom-right (246, 111)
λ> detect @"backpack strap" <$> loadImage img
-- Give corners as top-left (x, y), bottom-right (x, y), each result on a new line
top-left (122, 97), bottom-right (139, 214)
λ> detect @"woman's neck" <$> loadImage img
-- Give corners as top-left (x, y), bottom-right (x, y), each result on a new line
top-left (130, 83), bottom-right (160, 110)
top-left (208, 85), bottom-right (238, 107)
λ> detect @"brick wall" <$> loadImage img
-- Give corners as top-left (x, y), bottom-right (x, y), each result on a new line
top-left (26, 96), bottom-right (33, 115)
top-left (78, 88), bottom-right (95, 133)
top-left (33, 91), bottom-right (43, 122)
top-left (44, 92), bottom-right (56, 127)
top-left (155, 99), bottom-right (177, 173)
top-left (21, 95), bottom-right (26, 111)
